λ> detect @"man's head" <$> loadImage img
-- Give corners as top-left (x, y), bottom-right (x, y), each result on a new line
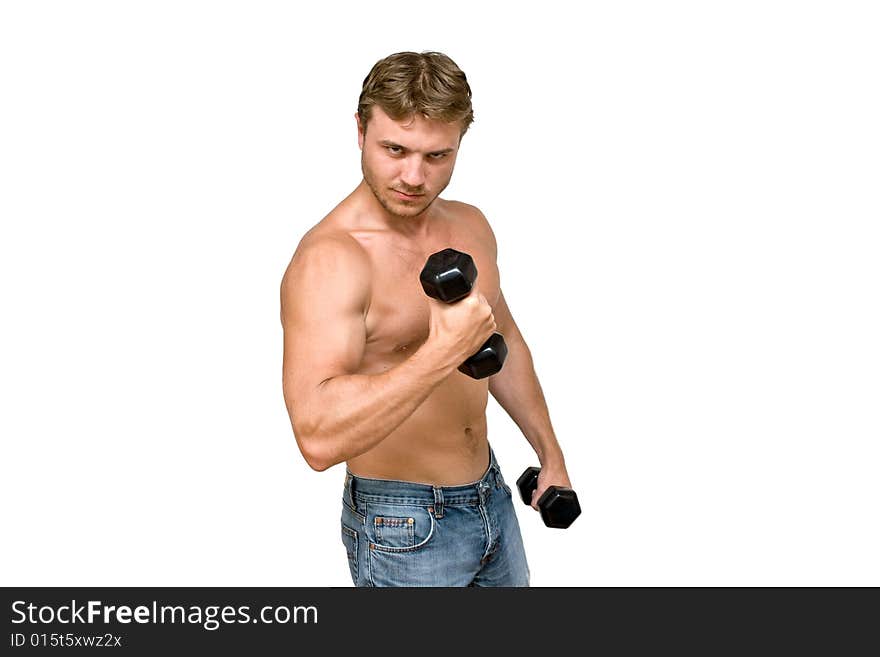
top-left (357, 51), bottom-right (474, 139)
top-left (356, 51), bottom-right (474, 219)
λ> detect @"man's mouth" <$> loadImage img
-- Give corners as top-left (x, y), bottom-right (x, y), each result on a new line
top-left (393, 189), bottom-right (424, 200)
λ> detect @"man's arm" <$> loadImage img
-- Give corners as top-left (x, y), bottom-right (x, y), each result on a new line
top-left (466, 205), bottom-right (573, 506)
top-left (489, 290), bottom-right (572, 505)
top-left (280, 235), bottom-right (458, 471)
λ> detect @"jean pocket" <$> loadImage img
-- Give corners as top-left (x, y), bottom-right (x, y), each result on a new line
top-left (375, 516), bottom-right (415, 547)
top-left (366, 503), bottom-right (435, 553)
top-left (341, 523), bottom-right (358, 584)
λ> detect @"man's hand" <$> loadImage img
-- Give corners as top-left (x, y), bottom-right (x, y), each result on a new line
top-left (530, 464), bottom-right (573, 511)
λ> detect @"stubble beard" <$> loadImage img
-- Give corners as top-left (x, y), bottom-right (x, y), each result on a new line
top-left (361, 155), bottom-right (443, 220)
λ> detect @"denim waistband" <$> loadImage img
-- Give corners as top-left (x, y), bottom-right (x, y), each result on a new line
top-left (344, 447), bottom-right (506, 508)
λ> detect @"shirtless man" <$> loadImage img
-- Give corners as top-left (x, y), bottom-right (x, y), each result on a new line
top-left (280, 51), bottom-right (573, 586)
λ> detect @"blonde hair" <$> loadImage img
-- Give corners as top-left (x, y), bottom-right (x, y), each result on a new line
top-left (358, 51), bottom-right (474, 138)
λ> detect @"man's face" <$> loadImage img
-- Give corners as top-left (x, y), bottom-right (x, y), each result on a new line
top-left (357, 106), bottom-right (461, 219)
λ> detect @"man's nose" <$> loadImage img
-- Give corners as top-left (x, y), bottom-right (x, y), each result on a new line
top-left (400, 155), bottom-right (426, 189)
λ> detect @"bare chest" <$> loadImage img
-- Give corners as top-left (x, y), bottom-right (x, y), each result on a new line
top-left (357, 234), bottom-right (499, 365)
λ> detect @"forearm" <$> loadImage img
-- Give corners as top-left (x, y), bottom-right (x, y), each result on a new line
top-left (489, 337), bottom-right (565, 468)
top-left (299, 341), bottom-right (457, 470)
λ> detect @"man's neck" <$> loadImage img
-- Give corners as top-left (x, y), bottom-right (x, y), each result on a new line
top-left (350, 180), bottom-right (438, 241)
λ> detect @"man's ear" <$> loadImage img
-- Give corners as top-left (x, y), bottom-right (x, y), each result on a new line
top-left (355, 113), bottom-right (365, 150)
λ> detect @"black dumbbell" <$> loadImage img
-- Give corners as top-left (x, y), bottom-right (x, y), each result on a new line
top-left (419, 248), bottom-right (508, 379)
top-left (516, 467), bottom-right (581, 529)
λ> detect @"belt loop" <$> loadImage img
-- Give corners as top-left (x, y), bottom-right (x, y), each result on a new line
top-left (494, 462), bottom-right (504, 489)
top-left (432, 486), bottom-right (444, 519)
top-left (347, 473), bottom-right (356, 509)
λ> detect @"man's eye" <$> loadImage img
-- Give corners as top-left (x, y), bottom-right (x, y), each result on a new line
top-left (386, 146), bottom-right (403, 155)
top-left (429, 153), bottom-right (448, 160)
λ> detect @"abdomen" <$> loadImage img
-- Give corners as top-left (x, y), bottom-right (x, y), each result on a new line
top-left (347, 374), bottom-right (491, 485)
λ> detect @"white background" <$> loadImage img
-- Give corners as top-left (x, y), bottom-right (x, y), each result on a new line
top-left (1, 1), bottom-right (878, 587)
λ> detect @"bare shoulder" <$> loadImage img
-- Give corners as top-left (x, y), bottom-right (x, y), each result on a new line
top-left (280, 227), bottom-right (372, 317)
top-left (442, 199), bottom-right (498, 256)
top-left (284, 227), bottom-right (369, 278)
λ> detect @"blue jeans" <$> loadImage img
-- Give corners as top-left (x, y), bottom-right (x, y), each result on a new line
top-left (340, 448), bottom-right (530, 587)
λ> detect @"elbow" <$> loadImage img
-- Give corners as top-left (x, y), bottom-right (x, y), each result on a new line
top-left (286, 403), bottom-right (343, 472)
top-left (287, 407), bottom-right (332, 471)
top-left (295, 429), bottom-right (336, 472)
top-left (302, 445), bottom-right (334, 472)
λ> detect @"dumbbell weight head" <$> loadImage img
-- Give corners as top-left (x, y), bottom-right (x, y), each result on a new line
top-left (458, 333), bottom-right (508, 379)
top-left (419, 248), bottom-right (477, 303)
top-left (516, 467), bottom-right (541, 506)
top-left (536, 486), bottom-right (581, 529)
